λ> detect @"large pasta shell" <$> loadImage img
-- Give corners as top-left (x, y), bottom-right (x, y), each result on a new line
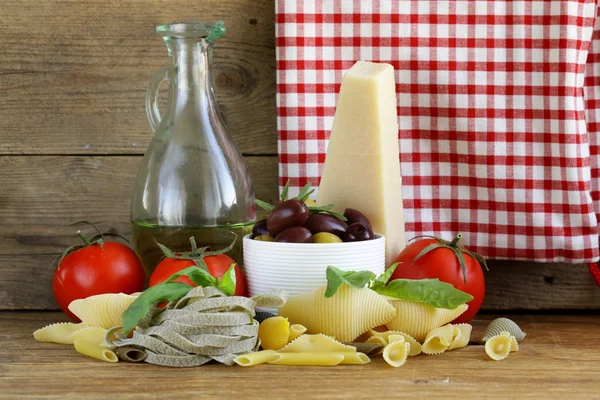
top-left (258, 317), bottom-right (290, 350)
top-left (278, 285), bottom-right (396, 342)
top-left (384, 298), bottom-right (468, 342)
top-left (482, 318), bottom-right (526, 342)
top-left (68, 293), bottom-right (139, 329)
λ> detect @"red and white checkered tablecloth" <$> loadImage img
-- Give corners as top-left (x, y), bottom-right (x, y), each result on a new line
top-left (585, 2), bottom-right (600, 252)
top-left (276, 0), bottom-right (600, 263)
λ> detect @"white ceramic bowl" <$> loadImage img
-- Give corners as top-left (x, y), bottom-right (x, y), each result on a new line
top-left (243, 234), bottom-right (385, 299)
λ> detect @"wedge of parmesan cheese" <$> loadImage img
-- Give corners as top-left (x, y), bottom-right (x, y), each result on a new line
top-left (317, 61), bottom-right (406, 264)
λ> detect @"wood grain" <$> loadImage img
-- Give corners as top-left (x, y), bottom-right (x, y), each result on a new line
top-left (0, 155), bottom-right (279, 255)
top-left (2, 312), bottom-right (599, 399)
top-left (2, 254), bottom-right (599, 311)
top-left (0, 0), bottom-right (277, 155)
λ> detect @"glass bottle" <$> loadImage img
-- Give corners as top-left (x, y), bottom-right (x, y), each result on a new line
top-left (131, 22), bottom-right (256, 276)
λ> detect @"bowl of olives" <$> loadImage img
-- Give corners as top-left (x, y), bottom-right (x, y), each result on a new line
top-left (243, 187), bottom-right (385, 298)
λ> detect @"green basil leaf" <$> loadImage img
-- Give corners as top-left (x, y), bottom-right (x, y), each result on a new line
top-left (325, 266), bottom-right (376, 298)
top-left (122, 282), bottom-right (193, 335)
top-left (218, 264), bottom-right (237, 296)
top-left (164, 266), bottom-right (216, 287)
top-left (373, 278), bottom-right (473, 309)
top-left (374, 262), bottom-right (401, 285)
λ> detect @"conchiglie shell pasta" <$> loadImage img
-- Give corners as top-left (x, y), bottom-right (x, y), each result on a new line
top-left (422, 324), bottom-right (454, 355)
top-left (384, 298), bottom-right (468, 341)
top-left (68, 293), bottom-right (139, 329)
top-left (482, 318), bottom-right (526, 342)
top-left (258, 317), bottom-right (291, 350)
top-left (278, 285), bottom-right (396, 342)
top-left (485, 333), bottom-right (513, 361)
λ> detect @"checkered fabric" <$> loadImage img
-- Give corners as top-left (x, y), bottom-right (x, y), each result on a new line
top-left (585, 2), bottom-right (600, 242)
top-left (276, 0), bottom-right (600, 262)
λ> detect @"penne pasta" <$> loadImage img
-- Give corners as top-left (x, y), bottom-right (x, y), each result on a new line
top-left (70, 327), bottom-right (108, 346)
top-left (267, 352), bottom-right (344, 366)
top-left (234, 350), bottom-right (279, 367)
top-left (74, 340), bottom-right (118, 363)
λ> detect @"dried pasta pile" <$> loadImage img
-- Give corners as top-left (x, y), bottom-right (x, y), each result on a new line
top-left (105, 286), bottom-right (287, 367)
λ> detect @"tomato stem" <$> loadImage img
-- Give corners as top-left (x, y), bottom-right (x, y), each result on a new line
top-left (450, 233), bottom-right (462, 247)
top-left (77, 230), bottom-right (92, 246)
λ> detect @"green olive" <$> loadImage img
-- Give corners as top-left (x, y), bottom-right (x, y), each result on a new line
top-left (312, 232), bottom-right (343, 244)
top-left (254, 234), bottom-right (275, 242)
top-left (304, 198), bottom-right (317, 207)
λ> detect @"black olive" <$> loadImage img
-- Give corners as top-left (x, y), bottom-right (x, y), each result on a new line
top-left (267, 199), bottom-right (310, 237)
top-left (304, 213), bottom-right (348, 237)
top-left (343, 222), bottom-right (375, 242)
top-left (274, 226), bottom-right (313, 243)
top-left (251, 219), bottom-right (269, 238)
top-left (343, 208), bottom-right (372, 228)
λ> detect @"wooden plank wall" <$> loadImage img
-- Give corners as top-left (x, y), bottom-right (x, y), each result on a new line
top-left (1, 0), bottom-right (599, 311)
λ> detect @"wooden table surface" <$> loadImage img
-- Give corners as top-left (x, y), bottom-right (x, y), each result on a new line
top-left (1, 312), bottom-right (599, 399)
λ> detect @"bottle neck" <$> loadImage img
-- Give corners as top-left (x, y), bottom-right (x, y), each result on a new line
top-left (165, 38), bottom-right (214, 113)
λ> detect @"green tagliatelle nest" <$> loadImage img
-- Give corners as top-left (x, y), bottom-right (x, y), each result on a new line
top-left (104, 286), bottom-right (288, 367)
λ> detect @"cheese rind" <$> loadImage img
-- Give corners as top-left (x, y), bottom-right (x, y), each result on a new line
top-left (317, 61), bottom-right (405, 265)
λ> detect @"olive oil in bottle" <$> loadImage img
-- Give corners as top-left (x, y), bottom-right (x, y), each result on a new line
top-left (131, 21), bottom-right (256, 277)
top-left (132, 221), bottom-right (253, 277)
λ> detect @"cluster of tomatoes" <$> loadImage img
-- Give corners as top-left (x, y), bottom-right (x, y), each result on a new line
top-left (54, 225), bottom-right (485, 324)
top-left (53, 226), bottom-right (245, 321)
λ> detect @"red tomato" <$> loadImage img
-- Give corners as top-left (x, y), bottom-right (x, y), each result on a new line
top-left (390, 235), bottom-right (486, 323)
top-left (149, 254), bottom-right (247, 297)
top-left (53, 242), bottom-right (146, 321)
